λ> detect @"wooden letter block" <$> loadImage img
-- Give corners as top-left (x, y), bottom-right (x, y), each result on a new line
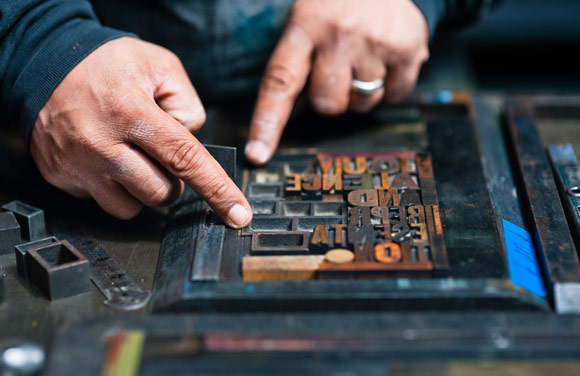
top-left (390, 173), bottom-right (419, 189)
top-left (347, 189), bottom-right (378, 207)
top-left (375, 242), bottom-right (402, 263)
top-left (377, 189), bottom-right (399, 207)
top-left (242, 255), bottom-right (325, 281)
top-left (342, 156), bottom-right (366, 174)
top-left (369, 156), bottom-right (400, 174)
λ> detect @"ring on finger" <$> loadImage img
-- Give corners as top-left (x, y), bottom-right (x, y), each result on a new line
top-left (351, 78), bottom-right (384, 96)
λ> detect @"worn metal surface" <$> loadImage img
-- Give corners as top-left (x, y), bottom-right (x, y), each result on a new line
top-left (26, 240), bottom-right (90, 300)
top-left (203, 144), bottom-right (237, 181)
top-left (191, 209), bottom-right (225, 281)
top-left (50, 223), bottom-right (152, 311)
top-left (426, 107), bottom-right (506, 278)
top-left (0, 212), bottom-right (20, 255)
top-left (15, 236), bottom-right (59, 279)
top-left (152, 101), bottom-right (548, 312)
top-left (2, 200), bottom-right (46, 241)
top-left (505, 98), bottom-right (580, 286)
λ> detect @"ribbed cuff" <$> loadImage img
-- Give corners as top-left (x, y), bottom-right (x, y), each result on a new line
top-left (411, 0), bottom-right (447, 39)
top-left (10, 19), bottom-right (135, 146)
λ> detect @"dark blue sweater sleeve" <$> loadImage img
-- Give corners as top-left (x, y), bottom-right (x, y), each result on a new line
top-left (412, 0), bottom-right (496, 38)
top-left (0, 0), bottom-right (133, 144)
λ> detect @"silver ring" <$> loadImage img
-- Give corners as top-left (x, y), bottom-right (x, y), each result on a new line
top-left (352, 78), bottom-right (384, 95)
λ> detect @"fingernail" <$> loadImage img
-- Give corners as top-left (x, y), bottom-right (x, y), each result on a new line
top-left (245, 140), bottom-right (270, 165)
top-left (228, 204), bottom-right (252, 228)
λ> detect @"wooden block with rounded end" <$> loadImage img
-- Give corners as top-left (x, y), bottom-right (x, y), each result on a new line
top-left (242, 255), bottom-right (325, 281)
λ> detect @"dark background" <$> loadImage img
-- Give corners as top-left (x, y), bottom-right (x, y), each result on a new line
top-left (421, 0), bottom-right (580, 92)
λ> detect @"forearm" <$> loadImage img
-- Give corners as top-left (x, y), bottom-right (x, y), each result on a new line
top-left (0, 0), bottom-right (133, 144)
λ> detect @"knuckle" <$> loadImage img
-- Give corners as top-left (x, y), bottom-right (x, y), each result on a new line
top-left (165, 140), bottom-right (203, 174)
top-left (203, 180), bottom-right (232, 206)
top-left (261, 64), bottom-right (299, 95)
top-left (145, 182), bottom-right (173, 206)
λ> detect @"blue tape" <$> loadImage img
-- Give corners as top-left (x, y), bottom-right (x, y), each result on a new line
top-left (502, 219), bottom-right (547, 297)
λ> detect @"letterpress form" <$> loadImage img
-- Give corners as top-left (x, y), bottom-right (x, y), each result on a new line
top-left (240, 152), bottom-right (448, 281)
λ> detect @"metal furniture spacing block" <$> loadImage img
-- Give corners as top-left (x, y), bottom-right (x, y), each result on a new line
top-left (14, 237), bottom-right (59, 279)
top-left (0, 212), bottom-right (21, 255)
top-left (2, 200), bottom-right (45, 241)
top-left (26, 240), bottom-right (90, 300)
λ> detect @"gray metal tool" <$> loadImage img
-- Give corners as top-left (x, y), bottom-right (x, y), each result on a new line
top-left (50, 223), bottom-right (151, 311)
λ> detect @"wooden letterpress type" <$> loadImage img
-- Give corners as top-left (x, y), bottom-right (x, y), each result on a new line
top-left (310, 224), bottom-right (330, 253)
top-left (348, 207), bottom-right (371, 226)
top-left (374, 172), bottom-right (390, 189)
top-left (371, 207), bottom-right (390, 225)
top-left (374, 224), bottom-right (392, 242)
top-left (407, 206), bottom-right (426, 224)
top-left (401, 242), bottom-right (413, 263)
top-left (330, 224), bottom-right (347, 247)
top-left (425, 205), bottom-right (449, 273)
top-left (390, 173), bottom-right (419, 190)
top-left (353, 242), bottom-right (374, 262)
top-left (411, 223), bottom-right (428, 243)
top-left (416, 154), bottom-right (437, 206)
top-left (374, 242), bottom-right (401, 263)
top-left (401, 157), bottom-right (417, 173)
top-left (377, 189), bottom-right (399, 207)
top-left (302, 173), bottom-right (322, 192)
top-left (412, 243), bottom-right (431, 262)
top-left (317, 154), bottom-right (333, 174)
top-left (322, 173), bottom-right (342, 192)
top-left (343, 174), bottom-right (372, 191)
top-left (342, 156), bottom-right (366, 174)
top-left (389, 207), bottom-right (406, 224)
top-left (368, 156), bottom-right (400, 174)
top-left (347, 224), bottom-right (374, 251)
top-left (432, 206), bottom-right (443, 235)
top-left (347, 189), bottom-right (378, 207)
top-left (391, 223), bottom-right (410, 243)
top-left (284, 173), bottom-right (301, 197)
top-left (400, 190), bottom-right (422, 206)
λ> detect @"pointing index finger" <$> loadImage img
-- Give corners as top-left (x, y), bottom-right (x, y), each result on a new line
top-left (127, 100), bottom-right (253, 228)
top-left (245, 24), bottom-right (314, 165)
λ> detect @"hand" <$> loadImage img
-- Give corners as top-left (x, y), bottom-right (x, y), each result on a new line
top-left (32, 37), bottom-right (252, 228)
top-left (245, 0), bottom-right (429, 164)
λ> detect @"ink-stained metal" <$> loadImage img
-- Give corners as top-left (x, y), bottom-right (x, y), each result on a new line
top-left (0, 211), bottom-right (20, 255)
top-left (203, 144), bottom-right (236, 180)
top-left (152, 99), bottom-right (553, 312)
top-left (50, 223), bottom-right (151, 310)
top-left (14, 236), bottom-right (59, 279)
top-left (26, 240), bottom-right (90, 300)
top-left (2, 200), bottom-right (45, 241)
top-left (506, 99), bottom-right (580, 286)
top-left (250, 231), bottom-right (310, 255)
top-left (548, 144), bottom-right (580, 256)
top-left (192, 221), bottom-right (225, 282)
